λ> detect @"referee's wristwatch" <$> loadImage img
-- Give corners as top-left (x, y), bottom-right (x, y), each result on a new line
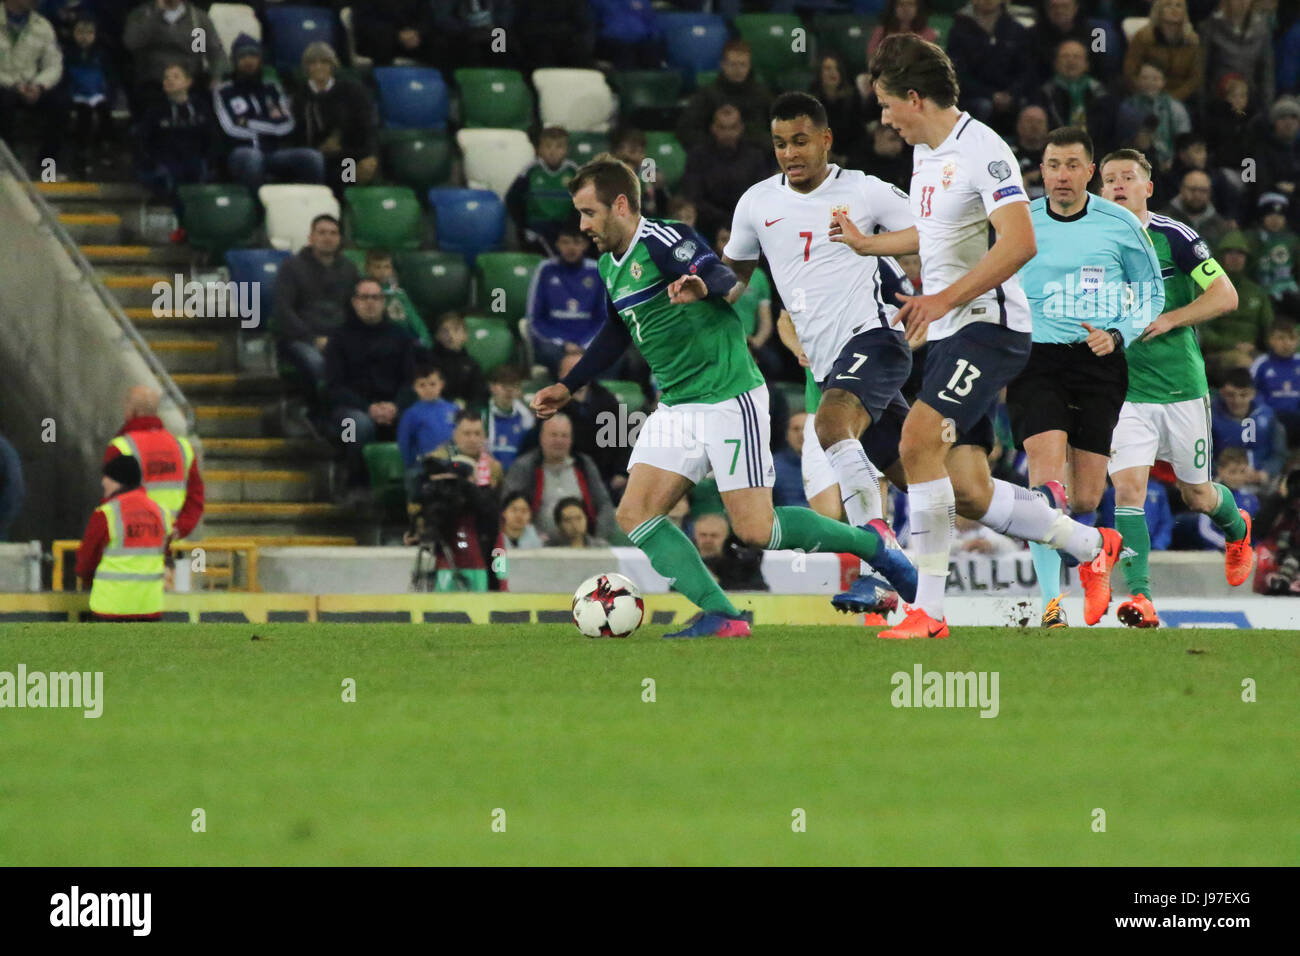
top-left (1106, 328), bottom-right (1124, 352)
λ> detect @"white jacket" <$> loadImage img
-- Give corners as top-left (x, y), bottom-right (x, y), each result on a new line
top-left (0, 11), bottom-right (62, 90)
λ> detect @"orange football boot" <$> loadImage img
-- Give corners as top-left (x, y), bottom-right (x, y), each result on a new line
top-left (1078, 527), bottom-right (1123, 626)
top-left (877, 605), bottom-right (949, 640)
top-left (1116, 593), bottom-right (1159, 628)
top-left (1224, 510), bottom-right (1255, 587)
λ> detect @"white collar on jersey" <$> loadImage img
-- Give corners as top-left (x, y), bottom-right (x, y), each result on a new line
top-left (611, 216), bottom-right (646, 268)
top-left (781, 164), bottom-right (844, 196)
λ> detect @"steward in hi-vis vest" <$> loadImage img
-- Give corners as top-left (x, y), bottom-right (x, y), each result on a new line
top-left (105, 386), bottom-right (204, 539)
top-left (76, 455), bottom-right (173, 621)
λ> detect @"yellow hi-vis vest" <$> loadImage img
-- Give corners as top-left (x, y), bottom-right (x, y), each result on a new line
top-left (89, 487), bottom-right (173, 617)
top-left (108, 430), bottom-right (194, 522)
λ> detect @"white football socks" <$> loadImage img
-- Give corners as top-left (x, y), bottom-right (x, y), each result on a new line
top-left (825, 439), bottom-right (883, 528)
top-left (981, 479), bottom-right (1102, 563)
top-left (908, 476), bottom-right (955, 620)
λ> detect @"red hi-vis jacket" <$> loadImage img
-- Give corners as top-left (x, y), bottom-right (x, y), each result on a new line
top-left (103, 416), bottom-right (205, 539)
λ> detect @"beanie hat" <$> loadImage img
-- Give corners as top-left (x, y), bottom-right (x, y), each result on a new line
top-left (1216, 229), bottom-right (1251, 254)
top-left (104, 454), bottom-right (142, 489)
top-left (231, 33), bottom-right (261, 61)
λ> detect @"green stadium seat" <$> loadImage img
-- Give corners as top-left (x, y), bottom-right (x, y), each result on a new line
top-left (344, 186), bottom-right (423, 250)
top-left (394, 251), bottom-right (471, 318)
top-left (473, 252), bottom-right (543, 323)
top-left (599, 379), bottom-right (646, 413)
top-left (774, 69), bottom-right (813, 93)
top-left (693, 69), bottom-right (718, 90)
top-left (567, 131), bottom-right (609, 165)
top-left (929, 14), bottom-right (954, 45)
top-left (177, 184), bottom-right (258, 255)
top-left (733, 14), bottom-right (808, 87)
top-left (454, 68), bottom-right (534, 129)
top-left (463, 315), bottom-right (516, 374)
top-left (611, 70), bottom-right (682, 127)
top-left (644, 131), bottom-right (687, 190)
top-left (813, 13), bottom-right (872, 77)
top-left (341, 248), bottom-right (366, 271)
top-left (381, 128), bottom-right (454, 192)
top-left (362, 442), bottom-right (407, 518)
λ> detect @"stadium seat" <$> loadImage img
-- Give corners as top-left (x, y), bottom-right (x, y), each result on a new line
top-left (473, 252), bottom-right (543, 323)
top-left (362, 442), bottom-right (407, 517)
top-left (338, 7), bottom-right (371, 70)
top-left (463, 315), bottom-right (516, 374)
top-left (207, 3), bottom-right (260, 56)
top-left (611, 71), bottom-right (681, 129)
top-left (374, 66), bottom-right (450, 131)
top-left (224, 248), bottom-right (291, 328)
top-left (453, 68), bottom-right (533, 130)
top-left (344, 186), bottom-right (424, 250)
top-left (427, 188), bottom-right (506, 261)
top-left (380, 128), bottom-right (454, 192)
top-left (532, 68), bottom-right (616, 132)
top-left (394, 251), bottom-right (472, 317)
top-left (341, 248), bottom-right (366, 272)
top-left (567, 131), bottom-right (609, 165)
top-left (258, 184), bottom-right (339, 252)
top-left (264, 5), bottom-right (337, 75)
top-left (658, 13), bottom-right (728, 82)
top-left (643, 132), bottom-right (686, 190)
top-left (177, 184), bottom-right (258, 255)
top-left (812, 13), bottom-right (871, 77)
top-left (600, 379), bottom-right (646, 413)
top-left (455, 128), bottom-right (535, 200)
top-left (774, 69), bottom-right (813, 93)
top-left (733, 14), bottom-right (807, 87)
top-left (694, 69), bottom-right (718, 90)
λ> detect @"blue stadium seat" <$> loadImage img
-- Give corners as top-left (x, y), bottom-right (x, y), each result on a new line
top-left (225, 248), bottom-right (292, 333)
top-left (374, 66), bottom-right (450, 131)
top-left (658, 13), bottom-right (728, 81)
top-left (427, 188), bottom-right (505, 262)
top-left (264, 5), bottom-right (337, 75)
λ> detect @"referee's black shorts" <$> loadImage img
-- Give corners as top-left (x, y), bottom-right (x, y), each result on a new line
top-left (1006, 341), bottom-right (1128, 455)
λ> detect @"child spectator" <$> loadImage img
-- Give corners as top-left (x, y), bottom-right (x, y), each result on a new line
top-left (1173, 448), bottom-right (1260, 550)
top-left (523, 220), bottom-right (604, 374)
top-left (500, 492), bottom-right (542, 549)
top-left (611, 126), bottom-right (669, 217)
top-left (61, 16), bottom-right (116, 176)
top-left (135, 62), bottom-right (213, 240)
top-left (483, 364), bottom-right (534, 470)
top-left (1212, 367), bottom-right (1286, 480)
top-left (505, 126), bottom-right (579, 255)
top-left (429, 312), bottom-right (489, 406)
top-left (1118, 60), bottom-right (1190, 169)
top-left (1250, 193), bottom-right (1300, 310)
top-left (365, 248), bottom-right (430, 347)
top-left (547, 497), bottom-right (608, 548)
top-left (1251, 316), bottom-right (1300, 441)
top-left (666, 196), bottom-right (696, 230)
top-left (397, 362), bottom-right (459, 469)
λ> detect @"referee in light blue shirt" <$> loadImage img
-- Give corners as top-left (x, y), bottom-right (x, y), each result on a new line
top-left (1007, 127), bottom-right (1164, 629)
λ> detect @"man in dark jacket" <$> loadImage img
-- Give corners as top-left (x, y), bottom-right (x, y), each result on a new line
top-left (296, 41), bottom-right (378, 194)
top-left (123, 0), bottom-right (227, 99)
top-left (213, 33), bottom-right (323, 188)
top-left (675, 39), bottom-right (772, 151)
top-left (273, 214), bottom-right (360, 403)
top-left (325, 278), bottom-right (419, 490)
top-left (353, 0), bottom-right (438, 66)
top-left (1034, 39), bottom-right (1118, 156)
top-left (945, 0), bottom-right (1035, 131)
top-left (677, 104), bottom-right (775, 241)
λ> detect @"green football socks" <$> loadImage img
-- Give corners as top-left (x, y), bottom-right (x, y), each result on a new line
top-left (628, 514), bottom-right (738, 616)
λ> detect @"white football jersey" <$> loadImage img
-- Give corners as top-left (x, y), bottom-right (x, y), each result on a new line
top-left (724, 165), bottom-right (913, 381)
top-left (910, 113), bottom-right (1032, 341)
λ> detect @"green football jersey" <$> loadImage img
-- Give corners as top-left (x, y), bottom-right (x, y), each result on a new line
top-left (598, 218), bottom-right (763, 406)
top-left (1125, 214), bottom-right (1215, 404)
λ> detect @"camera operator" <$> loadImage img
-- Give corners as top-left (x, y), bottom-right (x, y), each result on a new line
top-left (1255, 464), bottom-right (1300, 595)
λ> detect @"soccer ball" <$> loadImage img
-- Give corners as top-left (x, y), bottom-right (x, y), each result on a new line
top-left (572, 573), bottom-right (645, 638)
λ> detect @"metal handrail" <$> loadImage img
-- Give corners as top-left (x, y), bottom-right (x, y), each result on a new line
top-left (0, 138), bottom-right (196, 434)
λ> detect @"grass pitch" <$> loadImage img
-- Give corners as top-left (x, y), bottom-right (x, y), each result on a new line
top-left (0, 622), bottom-right (1295, 866)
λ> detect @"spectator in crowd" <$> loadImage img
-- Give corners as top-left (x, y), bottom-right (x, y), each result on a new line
top-left (589, 0), bottom-right (662, 69)
top-left (430, 409), bottom-right (503, 490)
top-left (666, 195), bottom-right (696, 229)
top-left (678, 103), bottom-right (774, 241)
top-left (429, 312), bottom-right (489, 406)
top-left (1202, 74), bottom-right (1255, 199)
top-left (1034, 39), bottom-right (1117, 152)
top-left (1159, 169), bottom-right (1232, 247)
top-left (1099, 478), bottom-right (1174, 552)
top-left (897, 252), bottom-right (923, 294)
top-left (0, 432), bottom-right (22, 540)
top-left (1123, 0), bottom-right (1202, 102)
top-left (549, 351), bottom-right (626, 489)
top-left (1011, 105), bottom-right (1050, 200)
top-left (397, 362), bottom-right (459, 470)
top-left (0, 0), bottom-right (63, 166)
top-left (105, 384), bottom-right (204, 542)
top-left (1257, 465), bottom-right (1300, 593)
top-left (273, 214), bottom-right (360, 403)
top-left (1216, 447), bottom-right (1263, 514)
top-left (1118, 60), bottom-right (1191, 169)
top-left (1029, 0), bottom-right (1101, 85)
top-left (524, 220), bottom-right (604, 374)
top-left (773, 411), bottom-right (810, 508)
top-left (515, 0), bottom-right (593, 72)
top-left (867, 0), bottom-right (938, 60)
top-left (945, 0), bottom-right (1034, 131)
top-left (214, 34), bottom-right (324, 189)
top-left (500, 492), bottom-right (543, 549)
top-left (849, 119), bottom-right (912, 189)
top-left (502, 413), bottom-right (615, 543)
top-left (693, 512), bottom-right (767, 591)
top-left (675, 39), bottom-right (772, 151)
top-left (1252, 316), bottom-right (1300, 441)
top-left (506, 127), bottom-right (580, 256)
top-left (295, 42), bottom-right (378, 195)
top-left (353, 0), bottom-right (437, 67)
top-left (1250, 192), bottom-right (1300, 308)
top-left (135, 61), bottom-right (212, 237)
top-left (483, 364), bottom-right (534, 471)
top-left (810, 52), bottom-right (866, 164)
top-left (324, 278), bottom-right (419, 496)
top-left (365, 248), bottom-right (430, 347)
top-left (1212, 367), bottom-right (1286, 479)
top-left (548, 496), bottom-right (608, 548)
top-left (1251, 96), bottom-right (1300, 211)
top-left (430, 0), bottom-right (514, 72)
top-left (122, 0), bottom-right (226, 104)
top-left (59, 15), bottom-right (115, 175)
top-left (1200, 0), bottom-right (1274, 107)
top-left (1157, 131), bottom-right (1240, 222)
top-left (1280, 13), bottom-right (1300, 96)
top-left (611, 127), bottom-right (669, 218)
top-left (1201, 230), bottom-right (1274, 372)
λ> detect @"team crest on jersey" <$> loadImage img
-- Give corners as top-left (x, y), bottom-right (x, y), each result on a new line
top-left (942, 161), bottom-right (956, 189)
top-left (629, 261), bottom-right (642, 279)
top-left (672, 240), bottom-right (696, 262)
top-left (987, 160), bottom-right (1012, 182)
top-left (831, 202), bottom-right (850, 218)
top-left (1193, 240), bottom-right (1210, 260)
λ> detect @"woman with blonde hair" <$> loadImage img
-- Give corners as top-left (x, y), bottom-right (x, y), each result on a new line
top-left (1122, 0), bottom-right (1202, 102)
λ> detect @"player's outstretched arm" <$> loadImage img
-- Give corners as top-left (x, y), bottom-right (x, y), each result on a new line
top-left (829, 211), bottom-right (918, 257)
top-left (533, 301), bottom-right (634, 420)
top-left (720, 255), bottom-right (758, 304)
